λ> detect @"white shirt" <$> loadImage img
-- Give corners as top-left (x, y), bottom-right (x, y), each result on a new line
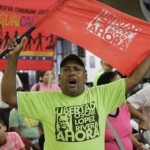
top-left (127, 84), bottom-right (150, 127)
top-left (0, 72), bottom-right (22, 108)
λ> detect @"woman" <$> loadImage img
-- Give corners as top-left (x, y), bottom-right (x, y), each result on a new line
top-left (30, 70), bottom-right (60, 91)
top-left (97, 71), bottom-right (147, 150)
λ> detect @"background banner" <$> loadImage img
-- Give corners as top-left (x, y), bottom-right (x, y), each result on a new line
top-left (0, 0), bottom-right (57, 71)
top-left (1, 0), bottom-right (150, 75)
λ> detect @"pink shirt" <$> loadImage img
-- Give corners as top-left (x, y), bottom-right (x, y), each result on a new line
top-left (0, 132), bottom-right (25, 150)
top-left (105, 104), bottom-right (133, 150)
top-left (30, 82), bottom-right (60, 91)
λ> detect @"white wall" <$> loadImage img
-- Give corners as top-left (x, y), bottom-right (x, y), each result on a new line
top-left (85, 50), bottom-right (102, 83)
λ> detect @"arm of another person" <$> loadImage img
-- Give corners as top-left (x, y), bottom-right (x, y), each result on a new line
top-left (1, 38), bottom-right (25, 107)
top-left (130, 134), bottom-right (144, 149)
top-left (125, 56), bottom-right (150, 94)
top-left (126, 102), bottom-right (149, 130)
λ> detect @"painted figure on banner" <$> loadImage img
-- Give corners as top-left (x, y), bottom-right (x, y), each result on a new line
top-left (25, 34), bottom-right (35, 50)
top-left (3, 31), bottom-right (10, 49)
top-left (46, 34), bottom-right (55, 49)
top-left (35, 33), bottom-right (45, 51)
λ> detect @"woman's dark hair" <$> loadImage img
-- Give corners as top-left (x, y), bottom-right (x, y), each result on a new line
top-left (97, 71), bottom-right (119, 86)
top-left (36, 71), bottom-right (46, 82)
top-left (0, 119), bottom-right (5, 125)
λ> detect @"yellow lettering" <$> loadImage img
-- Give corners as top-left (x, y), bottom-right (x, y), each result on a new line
top-left (0, 13), bottom-right (20, 27)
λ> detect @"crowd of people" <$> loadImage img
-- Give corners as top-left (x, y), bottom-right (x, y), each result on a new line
top-left (0, 9), bottom-right (150, 148)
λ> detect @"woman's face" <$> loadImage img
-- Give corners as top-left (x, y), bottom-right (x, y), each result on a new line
top-left (42, 71), bottom-right (55, 84)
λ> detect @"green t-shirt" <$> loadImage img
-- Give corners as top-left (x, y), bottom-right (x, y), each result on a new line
top-left (9, 108), bottom-right (40, 139)
top-left (18, 79), bottom-right (125, 150)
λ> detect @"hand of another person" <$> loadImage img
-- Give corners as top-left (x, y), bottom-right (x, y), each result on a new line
top-left (139, 115), bottom-right (149, 131)
top-left (31, 143), bottom-right (41, 150)
top-left (30, 140), bottom-right (41, 150)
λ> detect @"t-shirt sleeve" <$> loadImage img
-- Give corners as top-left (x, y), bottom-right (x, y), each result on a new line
top-left (52, 84), bottom-right (61, 91)
top-left (9, 108), bottom-right (19, 128)
top-left (8, 132), bottom-right (25, 149)
top-left (17, 91), bottom-right (54, 120)
top-left (98, 79), bottom-right (126, 115)
top-left (30, 84), bottom-right (37, 91)
top-left (13, 132), bottom-right (25, 149)
top-left (127, 85), bottom-right (150, 109)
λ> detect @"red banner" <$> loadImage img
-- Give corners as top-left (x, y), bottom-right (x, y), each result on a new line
top-left (0, 0), bottom-right (57, 71)
top-left (35, 0), bottom-right (150, 76)
top-left (1, 0), bottom-right (150, 75)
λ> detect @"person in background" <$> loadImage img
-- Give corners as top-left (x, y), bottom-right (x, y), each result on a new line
top-left (97, 71), bottom-right (149, 150)
top-left (0, 118), bottom-right (25, 150)
top-left (2, 38), bottom-right (150, 150)
top-left (9, 107), bottom-right (41, 150)
top-left (93, 59), bottom-right (113, 86)
top-left (30, 70), bottom-right (60, 91)
top-left (0, 72), bottom-right (22, 130)
top-left (127, 84), bottom-right (150, 146)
